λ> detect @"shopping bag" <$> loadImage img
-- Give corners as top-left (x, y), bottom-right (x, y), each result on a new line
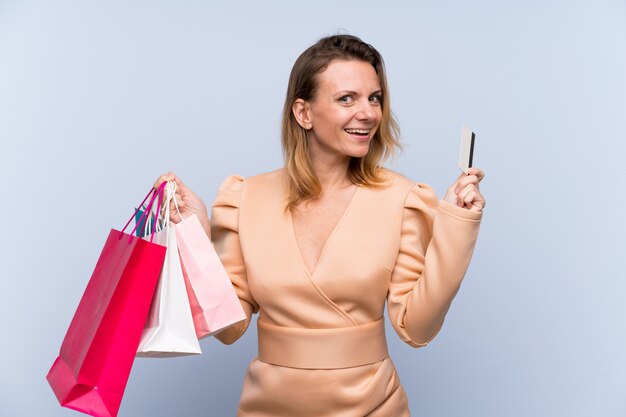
top-left (175, 212), bottom-right (246, 338)
top-left (47, 183), bottom-right (167, 417)
top-left (134, 206), bottom-right (155, 237)
top-left (136, 182), bottom-right (201, 357)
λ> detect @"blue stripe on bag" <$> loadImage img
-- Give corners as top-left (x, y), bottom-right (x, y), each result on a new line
top-left (134, 207), bottom-right (155, 237)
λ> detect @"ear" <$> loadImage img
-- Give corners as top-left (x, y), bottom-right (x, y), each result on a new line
top-left (292, 99), bottom-right (313, 130)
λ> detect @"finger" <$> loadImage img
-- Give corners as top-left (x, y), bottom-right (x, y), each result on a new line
top-left (468, 190), bottom-right (486, 212)
top-left (153, 182), bottom-right (175, 210)
top-left (459, 184), bottom-right (476, 199)
top-left (167, 172), bottom-right (187, 189)
top-left (153, 176), bottom-right (168, 190)
top-left (169, 203), bottom-right (182, 221)
top-left (469, 200), bottom-right (485, 212)
top-left (463, 190), bottom-right (477, 205)
top-left (153, 174), bottom-right (173, 190)
top-left (174, 191), bottom-right (184, 206)
top-left (169, 196), bottom-right (184, 212)
top-left (170, 209), bottom-right (183, 224)
top-left (467, 167), bottom-right (485, 182)
top-left (456, 171), bottom-right (483, 188)
top-left (153, 172), bottom-right (184, 190)
top-left (455, 176), bottom-right (479, 193)
top-left (457, 184), bottom-right (475, 206)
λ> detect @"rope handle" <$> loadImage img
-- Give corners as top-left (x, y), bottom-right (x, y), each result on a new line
top-left (170, 181), bottom-right (184, 222)
top-left (121, 181), bottom-right (167, 243)
top-left (138, 181), bottom-right (179, 239)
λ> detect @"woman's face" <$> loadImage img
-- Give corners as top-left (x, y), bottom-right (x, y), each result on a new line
top-left (304, 59), bottom-right (383, 161)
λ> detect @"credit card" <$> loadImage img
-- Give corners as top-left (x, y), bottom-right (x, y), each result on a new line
top-left (458, 125), bottom-right (475, 174)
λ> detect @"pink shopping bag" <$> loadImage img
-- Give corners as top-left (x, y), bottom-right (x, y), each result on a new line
top-left (175, 214), bottom-right (246, 338)
top-left (47, 183), bottom-right (167, 417)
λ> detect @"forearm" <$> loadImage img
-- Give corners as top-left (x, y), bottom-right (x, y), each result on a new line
top-left (213, 302), bottom-right (255, 345)
top-left (402, 200), bottom-right (482, 344)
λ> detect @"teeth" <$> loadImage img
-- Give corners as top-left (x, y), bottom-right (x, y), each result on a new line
top-left (345, 129), bottom-right (370, 134)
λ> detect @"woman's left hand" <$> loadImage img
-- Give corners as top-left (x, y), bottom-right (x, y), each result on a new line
top-left (442, 167), bottom-right (485, 212)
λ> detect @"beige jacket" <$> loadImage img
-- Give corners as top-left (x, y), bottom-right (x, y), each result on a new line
top-left (211, 168), bottom-right (482, 416)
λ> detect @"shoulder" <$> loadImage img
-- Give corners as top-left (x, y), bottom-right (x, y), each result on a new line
top-left (213, 169), bottom-right (285, 218)
top-left (216, 169), bottom-right (286, 213)
top-left (245, 168), bottom-right (284, 186)
top-left (241, 168), bottom-right (285, 199)
top-left (370, 168), bottom-right (437, 205)
top-left (377, 168), bottom-right (414, 191)
top-left (365, 170), bottom-right (438, 230)
top-left (218, 168), bottom-right (284, 192)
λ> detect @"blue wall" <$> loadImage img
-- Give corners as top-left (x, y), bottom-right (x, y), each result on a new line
top-left (1, 1), bottom-right (625, 416)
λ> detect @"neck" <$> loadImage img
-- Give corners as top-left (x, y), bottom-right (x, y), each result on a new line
top-left (309, 152), bottom-right (353, 191)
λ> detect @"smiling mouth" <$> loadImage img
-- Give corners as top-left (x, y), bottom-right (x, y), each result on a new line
top-left (344, 128), bottom-right (370, 137)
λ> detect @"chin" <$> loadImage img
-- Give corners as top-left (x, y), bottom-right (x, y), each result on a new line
top-left (347, 142), bottom-right (371, 158)
top-left (345, 151), bottom-right (370, 160)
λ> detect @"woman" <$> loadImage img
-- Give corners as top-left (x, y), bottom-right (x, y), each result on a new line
top-left (156, 34), bottom-right (484, 416)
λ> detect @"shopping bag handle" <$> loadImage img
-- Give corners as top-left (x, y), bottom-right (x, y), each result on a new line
top-left (138, 181), bottom-right (166, 243)
top-left (147, 181), bottom-right (178, 237)
top-left (142, 182), bottom-right (170, 237)
top-left (121, 181), bottom-right (167, 243)
top-left (170, 181), bottom-right (184, 222)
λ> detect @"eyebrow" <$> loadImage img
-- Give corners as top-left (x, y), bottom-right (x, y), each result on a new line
top-left (334, 89), bottom-right (383, 96)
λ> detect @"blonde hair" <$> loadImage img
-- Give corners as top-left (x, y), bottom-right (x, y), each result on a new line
top-left (281, 34), bottom-right (401, 211)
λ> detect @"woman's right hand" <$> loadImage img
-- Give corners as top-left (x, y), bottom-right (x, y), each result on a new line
top-left (153, 172), bottom-right (211, 235)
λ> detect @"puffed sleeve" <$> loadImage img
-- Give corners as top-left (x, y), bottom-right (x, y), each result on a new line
top-left (387, 182), bottom-right (482, 348)
top-left (211, 175), bottom-right (259, 345)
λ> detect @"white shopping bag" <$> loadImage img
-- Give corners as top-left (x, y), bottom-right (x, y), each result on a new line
top-left (136, 182), bottom-right (202, 357)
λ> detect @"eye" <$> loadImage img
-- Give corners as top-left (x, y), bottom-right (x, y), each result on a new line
top-left (337, 95), bottom-right (353, 104)
top-left (369, 94), bottom-right (382, 105)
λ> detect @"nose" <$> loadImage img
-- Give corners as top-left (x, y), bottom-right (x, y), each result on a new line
top-left (355, 99), bottom-right (377, 121)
